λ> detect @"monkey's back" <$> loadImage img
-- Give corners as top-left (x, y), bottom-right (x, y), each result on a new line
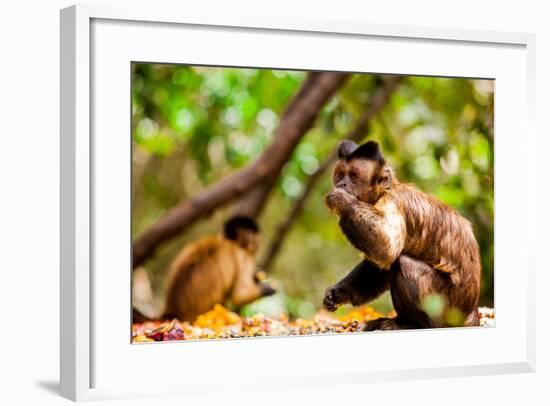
top-left (164, 236), bottom-right (240, 322)
top-left (390, 183), bottom-right (481, 309)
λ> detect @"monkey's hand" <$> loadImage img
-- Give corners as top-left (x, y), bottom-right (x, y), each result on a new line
top-left (323, 284), bottom-right (352, 312)
top-left (325, 188), bottom-right (355, 214)
top-left (260, 283), bottom-right (277, 297)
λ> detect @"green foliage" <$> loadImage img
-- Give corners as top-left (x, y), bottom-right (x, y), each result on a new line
top-left (132, 64), bottom-right (494, 316)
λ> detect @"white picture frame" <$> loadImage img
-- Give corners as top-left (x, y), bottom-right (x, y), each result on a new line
top-left (60, 4), bottom-right (536, 402)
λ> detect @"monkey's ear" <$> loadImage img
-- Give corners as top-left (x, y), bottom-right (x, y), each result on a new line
top-left (349, 141), bottom-right (385, 164)
top-left (337, 140), bottom-right (358, 159)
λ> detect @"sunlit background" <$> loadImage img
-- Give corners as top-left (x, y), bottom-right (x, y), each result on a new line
top-left (132, 64), bottom-right (494, 319)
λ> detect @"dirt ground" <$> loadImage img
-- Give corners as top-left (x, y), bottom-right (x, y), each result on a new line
top-left (132, 305), bottom-right (495, 342)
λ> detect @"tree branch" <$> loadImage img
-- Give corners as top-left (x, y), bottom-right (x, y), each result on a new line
top-left (132, 72), bottom-right (349, 268)
top-left (231, 73), bottom-right (327, 219)
top-left (232, 180), bottom-right (276, 218)
top-left (260, 76), bottom-right (402, 270)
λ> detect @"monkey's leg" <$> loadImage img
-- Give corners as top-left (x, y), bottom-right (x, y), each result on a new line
top-left (323, 260), bottom-right (390, 311)
top-left (363, 256), bottom-right (443, 331)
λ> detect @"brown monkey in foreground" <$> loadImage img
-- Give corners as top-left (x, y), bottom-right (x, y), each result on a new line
top-left (162, 216), bottom-right (276, 322)
top-left (323, 140), bottom-right (481, 330)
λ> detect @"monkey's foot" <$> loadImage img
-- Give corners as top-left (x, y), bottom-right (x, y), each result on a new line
top-left (361, 317), bottom-right (410, 331)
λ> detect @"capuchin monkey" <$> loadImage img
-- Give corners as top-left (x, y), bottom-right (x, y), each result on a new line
top-left (323, 140), bottom-right (481, 330)
top-left (162, 216), bottom-right (276, 323)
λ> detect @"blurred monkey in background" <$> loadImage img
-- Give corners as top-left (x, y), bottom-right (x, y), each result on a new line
top-left (160, 216), bottom-right (276, 322)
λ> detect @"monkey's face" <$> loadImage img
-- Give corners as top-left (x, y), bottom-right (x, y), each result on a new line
top-left (224, 216), bottom-right (260, 254)
top-left (332, 158), bottom-right (388, 204)
top-left (328, 140), bottom-right (394, 207)
top-left (236, 229), bottom-right (260, 254)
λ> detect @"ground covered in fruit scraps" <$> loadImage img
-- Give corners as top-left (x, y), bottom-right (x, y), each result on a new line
top-left (132, 305), bottom-right (495, 342)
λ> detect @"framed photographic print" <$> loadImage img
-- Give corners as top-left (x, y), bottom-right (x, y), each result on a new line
top-left (60, 4), bottom-right (536, 402)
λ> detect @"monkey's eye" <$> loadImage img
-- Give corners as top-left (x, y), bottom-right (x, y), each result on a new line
top-left (349, 171), bottom-right (358, 181)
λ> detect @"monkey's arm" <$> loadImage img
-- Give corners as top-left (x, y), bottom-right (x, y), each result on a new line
top-left (323, 260), bottom-right (391, 311)
top-left (327, 189), bottom-right (406, 269)
top-left (230, 258), bottom-right (276, 307)
top-left (231, 278), bottom-right (275, 306)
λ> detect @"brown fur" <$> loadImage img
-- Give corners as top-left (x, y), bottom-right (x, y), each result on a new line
top-left (323, 141), bottom-right (481, 329)
top-left (163, 220), bottom-right (275, 322)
